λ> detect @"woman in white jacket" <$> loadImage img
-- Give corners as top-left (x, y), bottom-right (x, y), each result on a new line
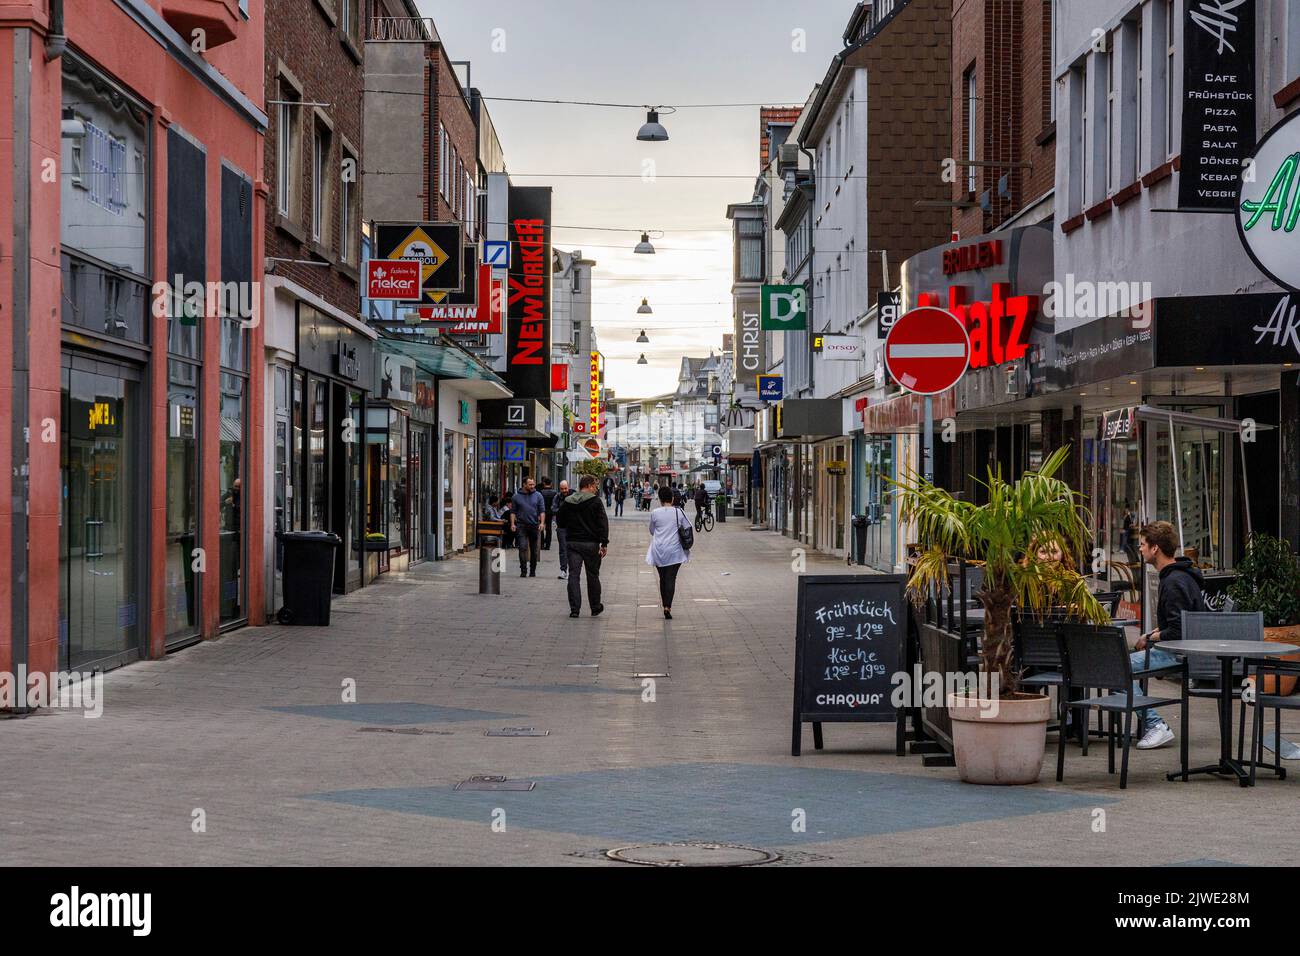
top-left (645, 486), bottom-right (690, 619)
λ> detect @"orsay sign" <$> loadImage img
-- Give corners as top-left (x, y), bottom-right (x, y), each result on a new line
top-left (1238, 108), bottom-right (1300, 291)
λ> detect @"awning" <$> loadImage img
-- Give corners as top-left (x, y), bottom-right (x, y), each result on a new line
top-left (374, 334), bottom-right (510, 399)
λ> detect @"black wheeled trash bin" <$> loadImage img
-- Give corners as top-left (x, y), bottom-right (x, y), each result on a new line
top-left (852, 514), bottom-right (868, 566)
top-left (276, 530), bottom-right (341, 625)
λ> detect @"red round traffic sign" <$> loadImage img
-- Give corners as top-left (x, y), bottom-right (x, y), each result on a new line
top-left (883, 307), bottom-right (970, 395)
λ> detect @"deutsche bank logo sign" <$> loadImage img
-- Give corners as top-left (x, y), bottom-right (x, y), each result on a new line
top-left (483, 240), bottom-right (511, 268)
top-left (507, 403), bottom-right (526, 424)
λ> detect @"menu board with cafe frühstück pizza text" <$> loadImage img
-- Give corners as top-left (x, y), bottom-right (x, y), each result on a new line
top-left (792, 574), bottom-right (907, 756)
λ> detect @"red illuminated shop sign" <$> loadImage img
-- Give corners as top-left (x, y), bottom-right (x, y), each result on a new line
top-left (942, 240), bottom-right (1003, 276)
top-left (916, 283), bottom-right (1037, 370)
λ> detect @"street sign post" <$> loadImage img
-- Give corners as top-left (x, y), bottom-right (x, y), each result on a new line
top-left (883, 306), bottom-right (970, 482)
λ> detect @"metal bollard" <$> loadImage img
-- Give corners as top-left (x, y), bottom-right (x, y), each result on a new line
top-left (479, 535), bottom-right (501, 594)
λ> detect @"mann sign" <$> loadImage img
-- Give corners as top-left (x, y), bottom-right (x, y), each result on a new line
top-left (733, 291), bottom-right (765, 400)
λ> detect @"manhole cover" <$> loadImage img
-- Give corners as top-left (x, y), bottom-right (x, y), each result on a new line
top-left (357, 727), bottom-right (452, 736)
top-left (606, 843), bottom-right (780, 867)
top-left (454, 775), bottom-right (536, 792)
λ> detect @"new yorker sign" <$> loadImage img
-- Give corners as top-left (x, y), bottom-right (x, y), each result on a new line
top-left (1237, 108), bottom-right (1300, 291)
top-left (1179, 0), bottom-right (1256, 210)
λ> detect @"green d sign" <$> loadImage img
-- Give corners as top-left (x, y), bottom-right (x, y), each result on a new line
top-left (760, 285), bottom-right (808, 330)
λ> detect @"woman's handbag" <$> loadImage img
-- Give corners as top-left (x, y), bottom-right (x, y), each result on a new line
top-left (677, 508), bottom-right (694, 552)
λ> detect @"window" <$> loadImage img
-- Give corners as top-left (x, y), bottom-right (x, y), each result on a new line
top-left (276, 81), bottom-right (301, 220)
top-left (1105, 40), bottom-right (1116, 193)
top-left (1046, 0), bottom-right (1057, 123)
top-left (340, 144), bottom-right (357, 263)
top-left (85, 121), bottom-right (127, 214)
top-left (1081, 59), bottom-right (1090, 204)
top-left (964, 65), bottom-right (977, 194)
top-left (1135, 14), bottom-right (1144, 174)
top-left (340, 0), bottom-right (359, 41)
top-left (439, 127), bottom-right (449, 199)
top-left (737, 217), bottom-right (764, 282)
top-left (1166, 0), bottom-right (1176, 159)
top-left (312, 121), bottom-right (332, 245)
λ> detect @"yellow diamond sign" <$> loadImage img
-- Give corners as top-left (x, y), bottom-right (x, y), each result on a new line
top-left (392, 226), bottom-right (449, 287)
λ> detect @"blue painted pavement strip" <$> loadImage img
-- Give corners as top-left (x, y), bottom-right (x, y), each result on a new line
top-left (305, 761), bottom-right (1116, 845)
top-left (265, 703), bottom-right (525, 725)
top-left (495, 684), bottom-right (641, 695)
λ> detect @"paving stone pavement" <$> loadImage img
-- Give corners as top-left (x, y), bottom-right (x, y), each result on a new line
top-left (1, 512), bottom-right (1294, 866)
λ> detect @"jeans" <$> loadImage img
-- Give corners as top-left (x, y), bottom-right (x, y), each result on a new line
top-left (557, 528), bottom-right (568, 570)
top-left (516, 524), bottom-right (541, 573)
top-left (656, 563), bottom-right (681, 608)
top-left (614, 499), bottom-right (624, 516)
top-left (567, 541), bottom-right (603, 612)
top-left (542, 520), bottom-right (553, 550)
top-left (1132, 646), bottom-right (1180, 729)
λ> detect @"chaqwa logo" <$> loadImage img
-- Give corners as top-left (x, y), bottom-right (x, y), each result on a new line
top-left (50, 886), bottom-right (151, 936)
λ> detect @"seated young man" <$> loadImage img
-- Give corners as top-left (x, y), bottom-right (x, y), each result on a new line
top-left (1130, 520), bottom-right (1206, 750)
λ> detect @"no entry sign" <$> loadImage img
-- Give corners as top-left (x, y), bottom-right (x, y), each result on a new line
top-left (884, 306), bottom-right (970, 395)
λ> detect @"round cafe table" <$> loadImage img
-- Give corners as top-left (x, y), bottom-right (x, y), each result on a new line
top-left (1156, 639), bottom-right (1300, 787)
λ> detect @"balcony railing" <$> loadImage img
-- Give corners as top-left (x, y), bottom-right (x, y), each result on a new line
top-left (367, 17), bottom-right (435, 41)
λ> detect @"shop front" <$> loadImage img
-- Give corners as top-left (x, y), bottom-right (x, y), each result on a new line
top-left (264, 299), bottom-right (375, 613)
top-left (901, 224), bottom-right (1057, 502)
top-left (478, 398), bottom-right (556, 508)
top-left (54, 52), bottom-right (264, 673)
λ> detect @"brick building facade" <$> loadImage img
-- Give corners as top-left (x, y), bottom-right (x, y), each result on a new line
top-left (950, 0), bottom-right (1056, 237)
top-left (264, 0), bottom-right (365, 308)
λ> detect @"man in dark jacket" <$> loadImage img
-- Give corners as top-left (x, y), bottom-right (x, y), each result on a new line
top-left (538, 477), bottom-right (558, 551)
top-left (1130, 520), bottom-right (1207, 749)
top-left (510, 477), bottom-right (547, 578)
top-left (556, 474), bottom-right (609, 617)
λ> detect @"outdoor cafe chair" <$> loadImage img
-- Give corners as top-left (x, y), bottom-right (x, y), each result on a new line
top-left (1056, 624), bottom-right (1188, 789)
top-left (1247, 659), bottom-right (1300, 785)
top-left (1178, 611), bottom-right (1264, 761)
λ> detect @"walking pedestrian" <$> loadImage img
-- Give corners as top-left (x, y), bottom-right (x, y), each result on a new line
top-left (603, 475), bottom-right (614, 506)
top-left (538, 477), bottom-right (558, 551)
top-left (640, 480), bottom-right (653, 511)
top-left (646, 485), bottom-right (690, 620)
top-left (509, 477), bottom-right (546, 578)
top-left (614, 482), bottom-right (626, 516)
top-left (556, 474), bottom-right (608, 617)
top-left (553, 479), bottom-right (570, 579)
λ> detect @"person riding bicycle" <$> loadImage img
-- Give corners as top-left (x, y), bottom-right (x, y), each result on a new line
top-left (693, 483), bottom-right (711, 519)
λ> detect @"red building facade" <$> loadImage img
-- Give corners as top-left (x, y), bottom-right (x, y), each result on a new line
top-left (1, 0), bottom-right (266, 689)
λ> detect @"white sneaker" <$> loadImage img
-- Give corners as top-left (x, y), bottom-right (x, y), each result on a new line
top-left (558, 571), bottom-right (567, 580)
top-left (1136, 723), bottom-right (1174, 750)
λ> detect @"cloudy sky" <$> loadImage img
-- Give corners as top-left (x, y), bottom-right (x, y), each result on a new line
top-left (421, 0), bottom-right (854, 396)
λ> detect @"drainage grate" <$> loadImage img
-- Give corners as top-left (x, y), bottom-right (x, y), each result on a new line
top-left (484, 727), bottom-right (550, 737)
top-left (357, 726), bottom-right (453, 736)
top-left (605, 842), bottom-right (780, 867)
top-left (454, 775), bottom-right (536, 792)
top-left (632, 672), bottom-right (669, 679)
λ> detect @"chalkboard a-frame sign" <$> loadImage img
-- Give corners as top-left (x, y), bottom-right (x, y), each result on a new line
top-left (792, 574), bottom-right (908, 756)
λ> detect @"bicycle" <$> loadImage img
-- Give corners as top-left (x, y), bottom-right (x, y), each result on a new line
top-left (693, 507), bottom-right (714, 533)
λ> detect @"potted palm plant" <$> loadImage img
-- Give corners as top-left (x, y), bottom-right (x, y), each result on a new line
top-left (889, 447), bottom-right (1107, 785)
top-left (1227, 533), bottom-right (1300, 696)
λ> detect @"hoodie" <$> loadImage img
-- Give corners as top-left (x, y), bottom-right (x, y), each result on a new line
top-left (1156, 556), bottom-right (1207, 643)
top-left (556, 490), bottom-right (609, 545)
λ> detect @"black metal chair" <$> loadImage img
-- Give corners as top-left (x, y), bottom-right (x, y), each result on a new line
top-left (1056, 624), bottom-right (1188, 789)
top-left (1092, 590), bottom-right (1124, 617)
top-left (1179, 610), bottom-right (1264, 760)
top-left (1015, 617), bottom-right (1065, 733)
top-left (1247, 659), bottom-right (1300, 785)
